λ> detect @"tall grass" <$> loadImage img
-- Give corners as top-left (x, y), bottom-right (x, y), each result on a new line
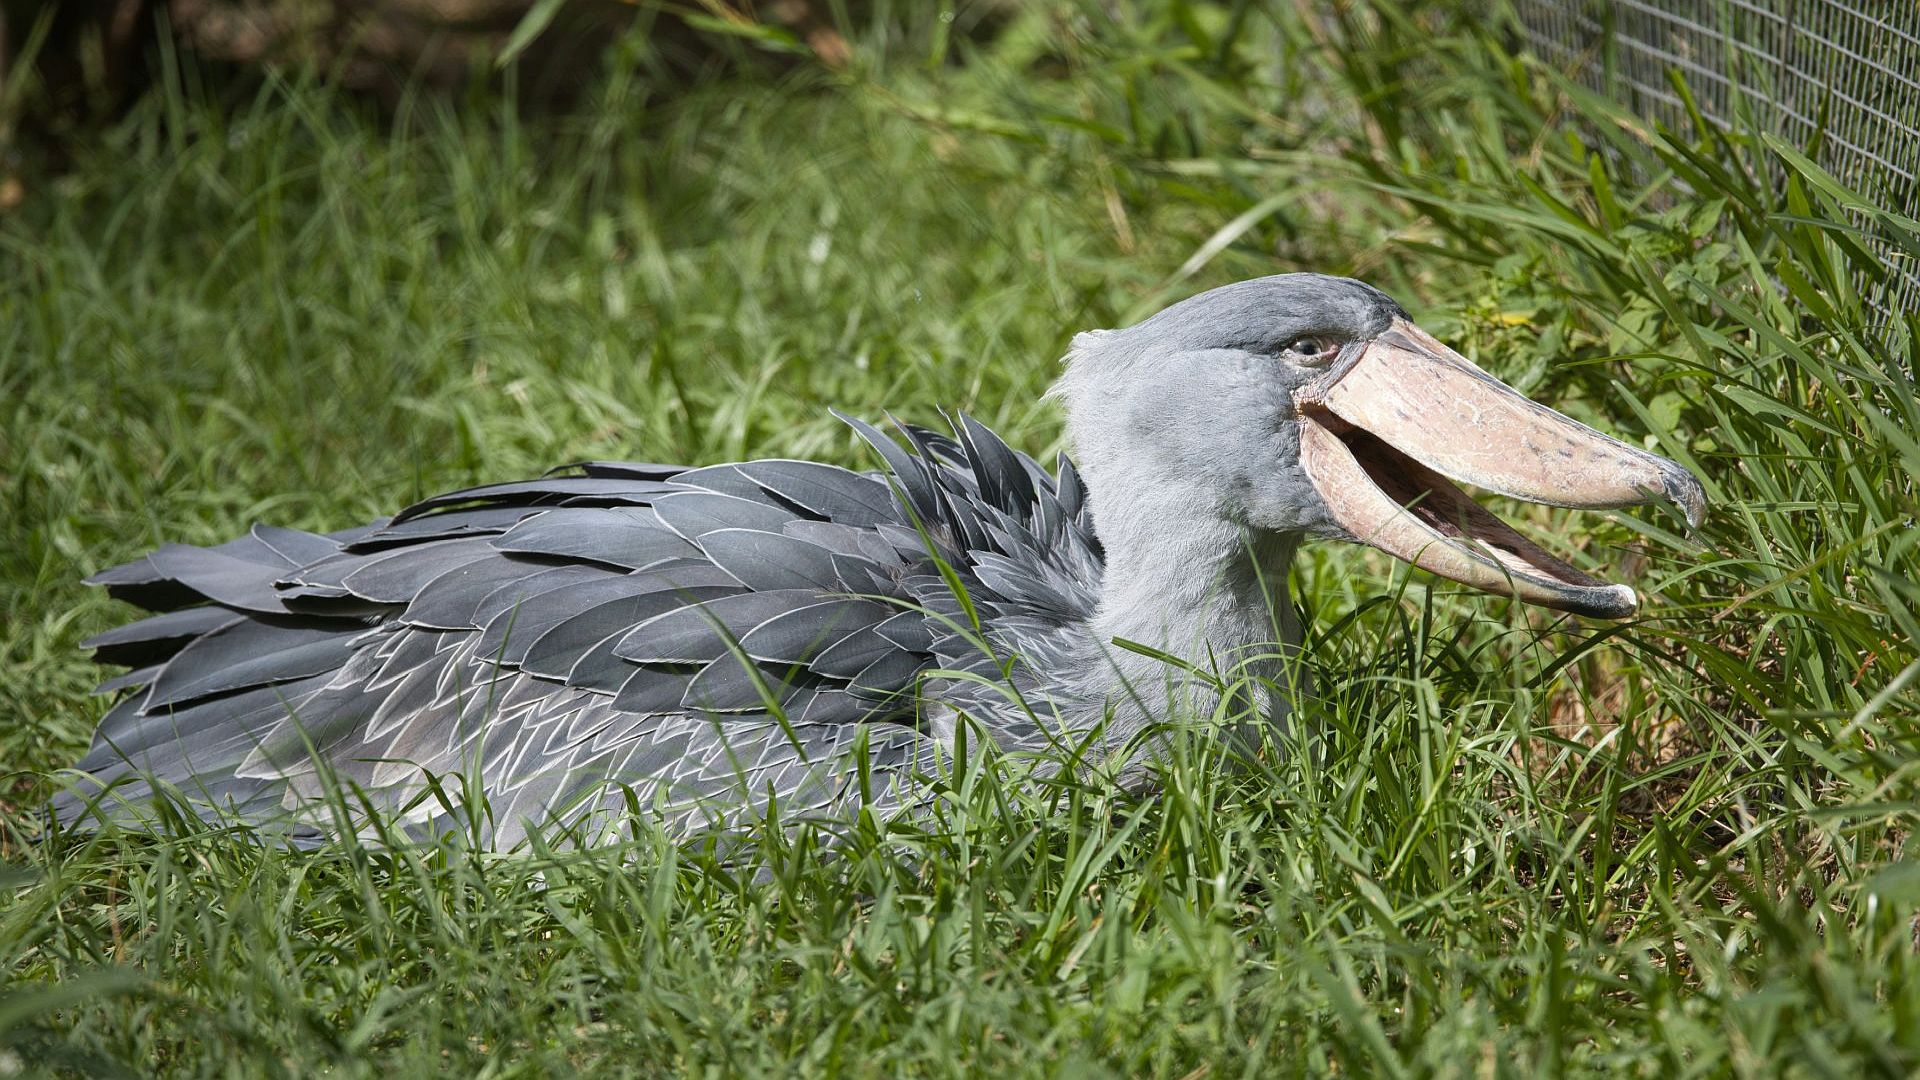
top-left (3, 1), bottom-right (1918, 1074)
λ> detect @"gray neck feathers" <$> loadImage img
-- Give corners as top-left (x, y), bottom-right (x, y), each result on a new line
top-left (1084, 476), bottom-right (1302, 691)
top-left (1053, 338), bottom-right (1304, 737)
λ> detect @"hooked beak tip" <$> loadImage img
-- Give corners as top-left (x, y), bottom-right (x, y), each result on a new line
top-left (1659, 462), bottom-right (1708, 531)
top-left (1584, 583), bottom-right (1641, 620)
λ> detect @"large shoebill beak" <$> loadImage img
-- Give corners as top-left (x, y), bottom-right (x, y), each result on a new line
top-left (1296, 319), bottom-right (1706, 619)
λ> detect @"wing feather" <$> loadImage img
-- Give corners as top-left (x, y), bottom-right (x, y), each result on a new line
top-left (476, 578), bottom-right (732, 667)
top-left (347, 506), bottom-right (537, 551)
top-left (82, 606), bottom-right (241, 668)
top-left (402, 555), bottom-right (569, 630)
top-left (697, 529), bottom-right (842, 593)
top-left (492, 507), bottom-right (699, 570)
top-left (390, 477), bottom-right (680, 523)
top-left (338, 538), bottom-right (501, 603)
top-left (612, 590), bottom-right (823, 664)
top-left (146, 617), bottom-right (361, 710)
top-left (807, 625), bottom-right (899, 679)
top-left (143, 543), bottom-right (298, 614)
top-left (651, 491), bottom-right (796, 542)
top-left (735, 461), bottom-right (898, 525)
top-left (468, 564), bottom-right (627, 629)
top-left (738, 599), bottom-right (892, 663)
top-left (681, 656), bottom-right (810, 714)
top-left (250, 524), bottom-right (345, 566)
top-left (520, 584), bottom-right (738, 680)
top-left (955, 413), bottom-right (1037, 517)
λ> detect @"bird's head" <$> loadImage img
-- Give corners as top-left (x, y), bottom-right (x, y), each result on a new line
top-left (1055, 274), bottom-right (1704, 619)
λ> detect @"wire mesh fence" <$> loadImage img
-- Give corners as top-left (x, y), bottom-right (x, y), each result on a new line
top-left (1512, 0), bottom-right (1920, 320)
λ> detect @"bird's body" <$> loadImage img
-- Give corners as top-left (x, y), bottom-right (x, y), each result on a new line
top-left (60, 275), bottom-right (1706, 846)
top-left (68, 418), bottom-right (1126, 844)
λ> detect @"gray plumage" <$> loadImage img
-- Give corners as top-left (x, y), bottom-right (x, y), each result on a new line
top-left (61, 402), bottom-right (1112, 846)
top-left (58, 273), bottom-right (1703, 849)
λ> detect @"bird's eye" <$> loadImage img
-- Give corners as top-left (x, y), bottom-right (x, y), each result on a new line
top-left (1283, 336), bottom-right (1339, 364)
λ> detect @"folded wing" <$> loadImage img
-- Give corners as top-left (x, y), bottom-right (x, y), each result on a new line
top-left (61, 415), bottom-right (1105, 847)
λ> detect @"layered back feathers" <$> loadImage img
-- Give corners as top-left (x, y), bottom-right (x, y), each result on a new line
top-left (62, 415), bottom-right (1105, 846)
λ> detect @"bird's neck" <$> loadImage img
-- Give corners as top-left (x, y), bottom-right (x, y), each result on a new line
top-left (1086, 489), bottom-right (1303, 721)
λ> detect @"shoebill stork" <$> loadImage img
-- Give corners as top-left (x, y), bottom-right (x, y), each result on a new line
top-left (59, 274), bottom-right (1706, 845)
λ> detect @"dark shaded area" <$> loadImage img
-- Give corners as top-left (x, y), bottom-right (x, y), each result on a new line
top-left (0, 0), bottom-right (614, 172)
top-left (0, 0), bottom-right (960, 171)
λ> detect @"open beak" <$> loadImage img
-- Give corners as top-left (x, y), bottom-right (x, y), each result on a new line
top-left (1296, 319), bottom-right (1705, 618)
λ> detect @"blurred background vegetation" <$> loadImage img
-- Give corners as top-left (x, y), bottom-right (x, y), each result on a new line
top-left (3, 0), bottom-right (1919, 1074)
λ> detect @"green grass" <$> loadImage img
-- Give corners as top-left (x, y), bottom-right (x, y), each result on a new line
top-left (4, 2), bottom-right (1920, 1074)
